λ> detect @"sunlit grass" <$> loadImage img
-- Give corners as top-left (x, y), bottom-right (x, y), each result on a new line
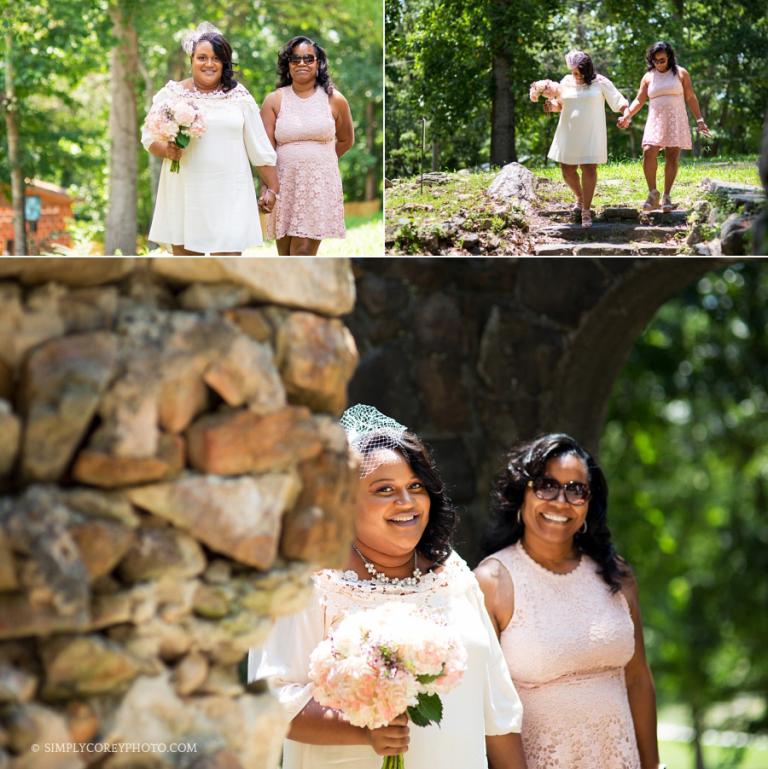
top-left (659, 739), bottom-right (768, 769)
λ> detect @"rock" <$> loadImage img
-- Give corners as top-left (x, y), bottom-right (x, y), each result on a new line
top-left (72, 433), bottom-right (184, 488)
top-left (198, 665), bottom-right (244, 697)
top-left (461, 232), bottom-right (481, 253)
top-left (187, 406), bottom-right (323, 475)
top-left (203, 335), bottom-right (286, 415)
top-left (19, 331), bottom-right (118, 482)
top-left (179, 282), bottom-right (253, 311)
top-left (702, 179), bottom-right (764, 197)
top-left (172, 651), bottom-right (209, 696)
top-left (600, 207), bottom-right (639, 221)
top-left (193, 584), bottom-right (230, 619)
top-left (275, 313), bottom-right (358, 415)
top-left (415, 354), bottom-right (470, 430)
top-left (222, 308), bottom-right (273, 342)
top-left (0, 663), bottom-right (38, 703)
top-left (0, 401), bottom-right (20, 478)
top-left (0, 531), bottom-right (18, 590)
top-left (0, 258), bottom-right (135, 286)
top-left (413, 293), bottom-right (464, 353)
top-left (572, 243), bottom-right (635, 255)
top-left (488, 162), bottom-right (537, 205)
top-left (4, 702), bottom-right (83, 768)
top-left (151, 258), bottom-right (356, 316)
top-left (384, 177), bottom-right (393, 188)
top-left (127, 473), bottom-right (301, 570)
top-left (41, 635), bottom-right (140, 698)
top-left (0, 595), bottom-right (90, 640)
top-left (280, 450), bottom-right (358, 568)
top-left (62, 488), bottom-right (140, 528)
top-left (1, 487), bottom-right (90, 619)
top-left (0, 282), bottom-right (65, 369)
top-left (54, 286), bottom-right (120, 333)
top-left (356, 274), bottom-right (410, 318)
top-left (534, 243), bottom-right (573, 255)
top-left (419, 172), bottom-right (450, 185)
top-left (117, 528), bottom-right (207, 584)
top-left (158, 371), bottom-right (209, 433)
top-left (720, 212), bottom-right (751, 255)
top-left (65, 701), bottom-right (99, 743)
top-left (635, 244), bottom-right (682, 255)
top-left (0, 358), bottom-right (13, 400)
top-left (68, 519), bottom-right (135, 581)
top-left (203, 559), bottom-right (232, 585)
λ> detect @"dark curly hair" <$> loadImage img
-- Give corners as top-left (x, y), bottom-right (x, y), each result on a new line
top-left (355, 430), bottom-right (457, 566)
top-left (481, 433), bottom-right (628, 592)
top-left (646, 41), bottom-right (678, 76)
top-left (571, 52), bottom-right (596, 86)
top-left (192, 32), bottom-right (237, 92)
top-left (277, 35), bottom-right (335, 96)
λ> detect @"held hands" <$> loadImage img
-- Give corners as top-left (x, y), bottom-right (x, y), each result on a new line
top-left (617, 114), bottom-right (632, 129)
top-left (366, 713), bottom-right (410, 757)
top-left (543, 98), bottom-right (562, 113)
top-left (696, 118), bottom-right (711, 136)
top-left (258, 188), bottom-right (277, 213)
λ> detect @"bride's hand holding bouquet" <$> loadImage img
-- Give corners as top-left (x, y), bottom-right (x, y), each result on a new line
top-left (309, 601), bottom-right (467, 769)
top-left (143, 97), bottom-right (206, 173)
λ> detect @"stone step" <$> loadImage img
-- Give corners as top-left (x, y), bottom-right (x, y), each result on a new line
top-left (533, 241), bottom-right (682, 256)
top-left (540, 223), bottom-right (686, 243)
top-left (540, 208), bottom-right (690, 225)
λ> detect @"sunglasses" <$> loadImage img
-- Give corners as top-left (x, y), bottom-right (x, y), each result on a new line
top-left (653, 57), bottom-right (668, 64)
top-left (528, 477), bottom-right (591, 506)
top-left (289, 55), bottom-right (317, 65)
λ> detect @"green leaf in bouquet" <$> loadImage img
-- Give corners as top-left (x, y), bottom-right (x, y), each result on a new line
top-left (407, 692), bottom-right (443, 727)
top-left (175, 132), bottom-right (191, 149)
top-left (415, 672), bottom-right (441, 684)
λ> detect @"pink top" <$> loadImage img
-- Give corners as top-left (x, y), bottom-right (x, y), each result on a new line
top-left (647, 67), bottom-right (684, 100)
top-left (481, 543), bottom-right (641, 768)
top-left (642, 67), bottom-right (692, 149)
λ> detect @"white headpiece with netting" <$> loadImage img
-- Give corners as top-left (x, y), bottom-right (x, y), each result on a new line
top-left (181, 21), bottom-right (225, 55)
top-left (565, 49), bottom-right (587, 68)
top-left (340, 404), bottom-right (410, 478)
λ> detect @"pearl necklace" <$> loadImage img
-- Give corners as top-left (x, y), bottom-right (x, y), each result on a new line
top-left (352, 544), bottom-right (423, 586)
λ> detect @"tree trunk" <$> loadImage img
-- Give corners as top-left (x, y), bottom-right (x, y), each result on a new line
top-left (104, 2), bottom-right (138, 255)
top-left (752, 108), bottom-right (768, 254)
top-left (490, 52), bottom-right (515, 166)
top-left (138, 60), bottom-right (161, 211)
top-left (364, 99), bottom-right (377, 200)
top-left (4, 30), bottom-right (27, 255)
top-left (692, 706), bottom-right (707, 769)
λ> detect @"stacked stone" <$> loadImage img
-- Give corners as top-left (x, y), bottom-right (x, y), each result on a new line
top-left (0, 258), bottom-right (359, 769)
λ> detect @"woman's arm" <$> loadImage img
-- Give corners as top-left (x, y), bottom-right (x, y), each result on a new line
top-left (618, 75), bottom-right (649, 128)
top-left (259, 91), bottom-right (280, 150)
top-left (330, 90), bottom-right (354, 158)
top-left (487, 733), bottom-right (527, 769)
top-left (474, 558), bottom-right (514, 638)
top-left (621, 571), bottom-right (662, 769)
top-left (680, 67), bottom-right (710, 135)
top-left (289, 701), bottom-right (410, 756)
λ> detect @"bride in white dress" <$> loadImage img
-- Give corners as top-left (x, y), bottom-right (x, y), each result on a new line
top-left (251, 405), bottom-right (527, 769)
top-left (142, 24), bottom-right (278, 254)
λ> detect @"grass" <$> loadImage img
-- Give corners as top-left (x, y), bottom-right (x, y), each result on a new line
top-left (246, 211), bottom-right (383, 256)
top-left (533, 155), bottom-right (760, 209)
top-left (659, 739), bottom-right (768, 769)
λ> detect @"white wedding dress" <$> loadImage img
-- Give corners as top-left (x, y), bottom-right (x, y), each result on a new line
top-left (250, 552), bottom-right (523, 769)
top-left (142, 80), bottom-right (276, 253)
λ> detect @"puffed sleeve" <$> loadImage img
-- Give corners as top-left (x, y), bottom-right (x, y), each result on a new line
top-left (248, 587), bottom-right (324, 721)
top-left (598, 75), bottom-right (629, 113)
top-left (242, 93), bottom-right (277, 167)
top-left (141, 83), bottom-right (173, 151)
top-left (470, 579), bottom-right (524, 735)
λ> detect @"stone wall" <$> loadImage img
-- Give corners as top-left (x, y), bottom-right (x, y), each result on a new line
top-left (0, 258), bottom-right (359, 769)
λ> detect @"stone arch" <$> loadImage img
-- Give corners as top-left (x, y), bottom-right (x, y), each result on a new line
top-left (347, 257), bottom-right (734, 562)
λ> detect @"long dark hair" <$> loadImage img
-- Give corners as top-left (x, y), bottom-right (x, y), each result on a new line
top-left (481, 433), bottom-right (628, 592)
top-left (193, 33), bottom-right (237, 92)
top-left (277, 35), bottom-right (335, 96)
top-left (646, 41), bottom-right (678, 75)
top-left (355, 430), bottom-right (457, 565)
top-left (571, 52), bottom-right (596, 86)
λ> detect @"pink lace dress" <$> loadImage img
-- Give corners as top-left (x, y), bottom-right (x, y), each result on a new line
top-left (642, 69), bottom-right (692, 149)
top-left (482, 543), bottom-right (641, 769)
top-left (267, 85), bottom-right (345, 241)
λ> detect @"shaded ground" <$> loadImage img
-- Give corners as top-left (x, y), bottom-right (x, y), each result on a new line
top-left (386, 158), bottom-right (762, 255)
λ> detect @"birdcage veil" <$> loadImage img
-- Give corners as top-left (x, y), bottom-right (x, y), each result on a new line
top-left (181, 21), bottom-right (225, 55)
top-left (339, 404), bottom-right (410, 478)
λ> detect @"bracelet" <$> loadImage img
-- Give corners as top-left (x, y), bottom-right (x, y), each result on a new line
top-left (266, 188), bottom-right (280, 201)
top-left (696, 118), bottom-right (705, 124)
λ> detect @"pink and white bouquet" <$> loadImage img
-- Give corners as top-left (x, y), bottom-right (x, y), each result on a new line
top-left (309, 601), bottom-right (467, 769)
top-left (143, 98), bottom-right (206, 173)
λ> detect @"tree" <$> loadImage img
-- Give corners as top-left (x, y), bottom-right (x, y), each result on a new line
top-left (104, 0), bottom-right (138, 255)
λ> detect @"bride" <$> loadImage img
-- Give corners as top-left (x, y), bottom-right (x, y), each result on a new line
top-left (250, 405), bottom-right (527, 769)
top-left (142, 22), bottom-right (279, 255)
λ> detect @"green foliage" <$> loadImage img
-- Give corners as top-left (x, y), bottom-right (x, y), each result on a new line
top-left (386, 0), bottom-right (768, 173)
top-left (407, 691), bottom-right (443, 726)
top-left (602, 262), bottom-right (768, 744)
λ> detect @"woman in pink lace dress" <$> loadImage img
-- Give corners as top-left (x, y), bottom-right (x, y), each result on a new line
top-left (618, 41), bottom-right (710, 212)
top-left (476, 434), bottom-right (664, 769)
top-left (261, 36), bottom-right (354, 255)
